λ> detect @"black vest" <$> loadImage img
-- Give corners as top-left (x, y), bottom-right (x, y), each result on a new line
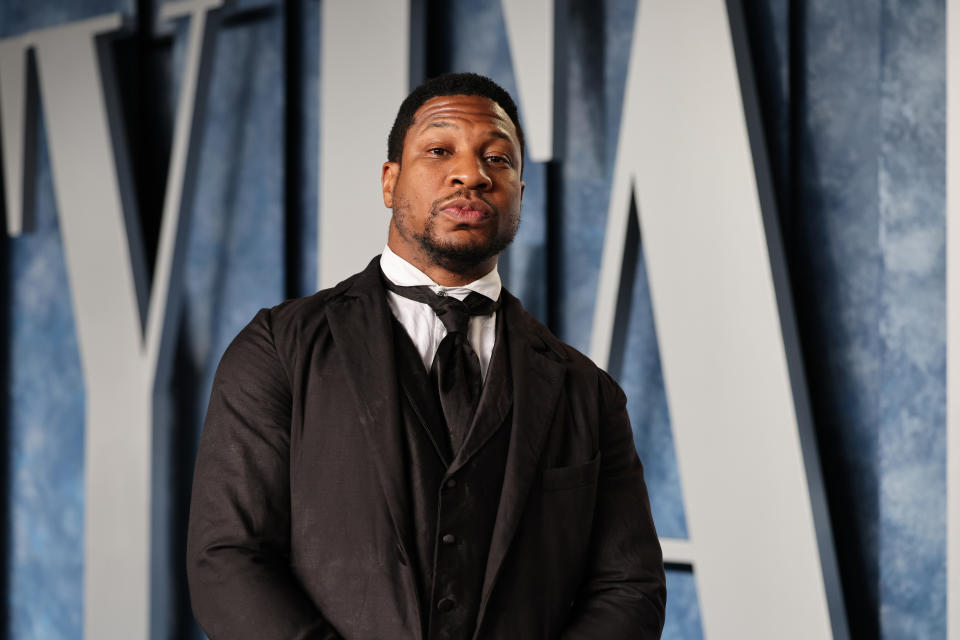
top-left (391, 315), bottom-right (513, 640)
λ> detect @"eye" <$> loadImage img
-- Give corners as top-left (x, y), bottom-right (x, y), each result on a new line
top-left (485, 154), bottom-right (512, 166)
top-left (428, 147), bottom-right (449, 157)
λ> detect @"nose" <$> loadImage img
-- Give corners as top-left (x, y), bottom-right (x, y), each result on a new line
top-left (448, 154), bottom-right (492, 191)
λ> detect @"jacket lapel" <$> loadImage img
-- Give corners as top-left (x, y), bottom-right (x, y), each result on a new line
top-left (475, 292), bottom-right (567, 631)
top-left (392, 319), bottom-right (454, 465)
top-left (324, 259), bottom-right (421, 620)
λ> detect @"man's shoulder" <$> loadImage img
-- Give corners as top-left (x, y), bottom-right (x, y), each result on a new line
top-left (231, 258), bottom-right (383, 355)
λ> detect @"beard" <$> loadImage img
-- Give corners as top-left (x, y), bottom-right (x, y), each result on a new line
top-left (393, 190), bottom-right (520, 273)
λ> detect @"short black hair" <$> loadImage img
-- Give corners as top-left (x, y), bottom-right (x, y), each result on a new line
top-left (387, 72), bottom-right (525, 165)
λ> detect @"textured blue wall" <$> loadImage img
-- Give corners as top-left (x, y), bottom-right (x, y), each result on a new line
top-left (169, 4), bottom-right (287, 638)
top-left (874, 2), bottom-right (946, 632)
top-left (6, 118), bottom-right (85, 639)
top-left (0, 0), bottom-right (948, 638)
top-left (792, 1), bottom-right (946, 636)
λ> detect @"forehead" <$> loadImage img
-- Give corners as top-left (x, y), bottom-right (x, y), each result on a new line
top-left (409, 94), bottom-right (518, 142)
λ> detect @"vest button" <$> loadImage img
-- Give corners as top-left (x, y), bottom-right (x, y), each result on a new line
top-left (437, 597), bottom-right (457, 612)
top-left (445, 478), bottom-right (457, 489)
top-left (441, 533), bottom-right (456, 545)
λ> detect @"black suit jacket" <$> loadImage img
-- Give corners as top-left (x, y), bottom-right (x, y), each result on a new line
top-left (187, 257), bottom-right (666, 639)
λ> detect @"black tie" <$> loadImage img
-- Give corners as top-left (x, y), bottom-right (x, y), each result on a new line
top-left (383, 278), bottom-right (500, 452)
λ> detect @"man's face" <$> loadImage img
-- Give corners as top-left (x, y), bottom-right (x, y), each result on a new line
top-left (382, 94), bottom-right (525, 281)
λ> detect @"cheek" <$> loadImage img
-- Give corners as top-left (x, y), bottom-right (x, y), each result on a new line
top-left (397, 173), bottom-right (437, 205)
top-left (501, 188), bottom-right (523, 212)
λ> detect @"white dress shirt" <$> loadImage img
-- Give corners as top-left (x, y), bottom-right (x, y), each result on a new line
top-left (380, 245), bottom-right (500, 380)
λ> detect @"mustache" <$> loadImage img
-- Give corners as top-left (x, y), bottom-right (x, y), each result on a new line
top-left (431, 190), bottom-right (499, 215)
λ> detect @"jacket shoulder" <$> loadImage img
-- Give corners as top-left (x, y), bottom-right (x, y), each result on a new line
top-left (224, 259), bottom-right (382, 377)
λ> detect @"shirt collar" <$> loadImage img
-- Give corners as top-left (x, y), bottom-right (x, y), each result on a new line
top-left (380, 244), bottom-right (502, 301)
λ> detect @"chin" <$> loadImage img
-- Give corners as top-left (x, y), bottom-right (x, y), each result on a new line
top-left (419, 236), bottom-right (506, 272)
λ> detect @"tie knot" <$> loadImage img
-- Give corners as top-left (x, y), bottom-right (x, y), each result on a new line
top-left (422, 290), bottom-right (499, 335)
top-left (381, 275), bottom-right (499, 335)
top-left (431, 293), bottom-right (470, 334)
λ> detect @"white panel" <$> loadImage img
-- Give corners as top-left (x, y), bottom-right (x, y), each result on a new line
top-left (658, 537), bottom-right (695, 565)
top-left (501, 0), bottom-right (554, 161)
top-left (319, 0), bottom-right (409, 288)
top-left (591, 1), bottom-right (834, 637)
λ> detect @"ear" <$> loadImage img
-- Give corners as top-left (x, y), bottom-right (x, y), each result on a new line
top-left (520, 180), bottom-right (525, 201)
top-left (382, 161), bottom-right (399, 208)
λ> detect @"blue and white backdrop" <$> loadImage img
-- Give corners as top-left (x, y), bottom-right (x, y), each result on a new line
top-left (0, 0), bottom-right (952, 638)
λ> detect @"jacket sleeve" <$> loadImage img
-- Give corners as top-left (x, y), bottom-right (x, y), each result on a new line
top-left (560, 371), bottom-right (667, 639)
top-left (186, 308), bottom-right (342, 640)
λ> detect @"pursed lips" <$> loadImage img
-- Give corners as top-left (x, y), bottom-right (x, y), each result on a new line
top-left (438, 198), bottom-right (494, 224)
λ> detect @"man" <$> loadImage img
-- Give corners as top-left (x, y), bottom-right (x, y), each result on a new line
top-left (187, 72), bottom-right (665, 640)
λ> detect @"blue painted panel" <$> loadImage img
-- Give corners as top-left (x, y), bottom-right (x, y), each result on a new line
top-left (800, 2), bottom-right (884, 636)
top-left (298, 0), bottom-right (319, 297)
top-left (7, 116), bottom-right (85, 640)
top-left (0, 0), bottom-right (131, 38)
top-left (556, 0), bottom-right (639, 353)
top-left (180, 10), bottom-right (286, 393)
top-left (797, 0), bottom-right (947, 636)
top-left (172, 8), bottom-right (286, 640)
top-left (877, 1), bottom-right (946, 637)
top-left (662, 570), bottom-right (704, 640)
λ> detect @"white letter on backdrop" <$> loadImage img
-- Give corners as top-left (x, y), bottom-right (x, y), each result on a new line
top-left (590, 1), bottom-right (847, 638)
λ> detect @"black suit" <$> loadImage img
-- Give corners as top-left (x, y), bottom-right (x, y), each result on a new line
top-left (187, 257), bottom-right (666, 639)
